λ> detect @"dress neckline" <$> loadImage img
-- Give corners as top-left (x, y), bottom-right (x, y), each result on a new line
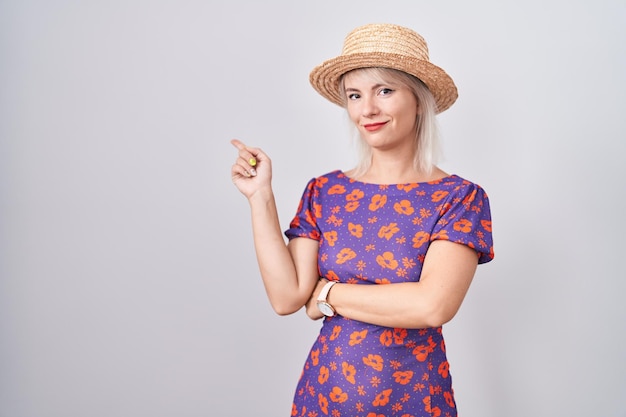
top-left (336, 170), bottom-right (457, 187)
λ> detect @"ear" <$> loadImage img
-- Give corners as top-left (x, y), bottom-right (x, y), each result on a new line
top-left (415, 101), bottom-right (423, 115)
top-left (413, 94), bottom-right (423, 115)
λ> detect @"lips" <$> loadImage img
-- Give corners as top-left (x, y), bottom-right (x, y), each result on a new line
top-left (363, 122), bottom-right (387, 132)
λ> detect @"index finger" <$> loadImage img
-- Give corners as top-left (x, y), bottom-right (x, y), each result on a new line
top-left (230, 138), bottom-right (247, 150)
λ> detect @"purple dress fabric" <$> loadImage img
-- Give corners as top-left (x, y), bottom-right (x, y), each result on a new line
top-left (285, 170), bottom-right (494, 417)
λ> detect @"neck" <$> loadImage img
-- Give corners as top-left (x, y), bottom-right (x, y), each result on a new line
top-left (350, 153), bottom-right (446, 184)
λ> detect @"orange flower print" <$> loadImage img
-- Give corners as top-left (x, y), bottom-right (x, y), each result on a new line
top-left (453, 219), bottom-right (472, 233)
top-left (369, 194), bottom-right (387, 211)
top-left (397, 183), bottom-right (418, 192)
top-left (348, 329), bottom-right (368, 346)
top-left (412, 345), bottom-right (430, 362)
top-left (380, 330), bottom-right (393, 347)
top-left (411, 231), bottom-right (431, 249)
top-left (345, 201), bottom-right (360, 212)
top-left (326, 270), bottom-right (339, 281)
top-left (366, 414), bottom-right (384, 417)
top-left (318, 393), bottom-right (329, 415)
top-left (393, 199), bottom-right (415, 215)
top-left (363, 354), bottom-right (384, 371)
top-left (462, 188), bottom-right (477, 206)
top-left (348, 222), bottom-right (363, 238)
top-left (443, 391), bottom-right (455, 408)
top-left (355, 260), bottom-right (367, 272)
top-left (336, 248), bottom-right (357, 264)
top-left (419, 208), bottom-right (431, 218)
top-left (413, 336), bottom-right (436, 362)
top-left (376, 251), bottom-right (398, 269)
top-left (316, 176), bottom-right (328, 187)
top-left (393, 370), bottom-right (414, 385)
top-left (423, 395), bottom-right (431, 412)
top-left (402, 257), bottom-right (416, 269)
top-left (481, 219), bottom-right (492, 232)
top-left (438, 202), bottom-right (452, 216)
top-left (311, 348), bottom-right (320, 366)
top-left (438, 361), bottom-right (450, 378)
top-left (372, 389), bottom-right (393, 407)
top-left (328, 184), bottom-right (346, 195)
top-left (431, 190), bottom-right (449, 202)
top-left (329, 386), bottom-right (348, 403)
top-left (378, 222), bottom-right (399, 240)
top-left (342, 362), bottom-right (357, 384)
top-left (326, 214), bottom-right (342, 227)
top-left (393, 328), bottom-right (407, 344)
top-left (431, 230), bottom-right (449, 241)
top-left (304, 209), bottom-right (316, 228)
top-left (330, 325), bottom-right (342, 341)
top-left (346, 189), bottom-right (365, 201)
top-left (323, 231), bottom-right (338, 247)
top-left (318, 366), bottom-right (329, 384)
top-left (312, 202), bottom-right (322, 219)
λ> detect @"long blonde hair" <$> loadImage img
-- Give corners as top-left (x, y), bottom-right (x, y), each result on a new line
top-left (339, 67), bottom-right (442, 178)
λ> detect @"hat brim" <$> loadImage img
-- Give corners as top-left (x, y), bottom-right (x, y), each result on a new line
top-left (309, 52), bottom-right (458, 113)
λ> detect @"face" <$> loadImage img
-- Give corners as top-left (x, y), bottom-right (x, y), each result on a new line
top-left (342, 69), bottom-right (420, 152)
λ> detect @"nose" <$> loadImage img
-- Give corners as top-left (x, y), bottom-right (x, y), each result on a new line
top-left (361, 95), bottom-right (379, 117)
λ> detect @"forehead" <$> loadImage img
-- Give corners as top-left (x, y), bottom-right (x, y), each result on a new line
top-left (342, 68), bottom-right (404, 88)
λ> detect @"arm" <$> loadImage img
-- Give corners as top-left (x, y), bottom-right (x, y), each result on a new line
top-left (231, 139), bottom-right (319, 315)
top-left (306, 240), bottom-right (478, 328)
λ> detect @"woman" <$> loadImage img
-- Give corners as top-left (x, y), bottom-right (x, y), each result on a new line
top-left (231, 23), bottom-right (494, 417)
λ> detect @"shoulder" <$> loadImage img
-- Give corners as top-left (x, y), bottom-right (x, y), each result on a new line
top-left (431, 174), bottom-right (489, 196)
top-left (306, 170), bottom-right (349, 190)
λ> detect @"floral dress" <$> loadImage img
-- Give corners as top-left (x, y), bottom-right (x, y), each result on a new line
top-left (284, 170), bottom-right (494, 417)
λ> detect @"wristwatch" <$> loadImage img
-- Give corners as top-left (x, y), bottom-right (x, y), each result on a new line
top-left (316, 281), bottom-right (338, 317)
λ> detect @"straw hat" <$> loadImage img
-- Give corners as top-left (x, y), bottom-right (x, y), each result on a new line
top-left (309, 23), bottom-right (458, 113)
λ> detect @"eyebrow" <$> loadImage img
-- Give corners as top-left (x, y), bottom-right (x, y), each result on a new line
top-left (344, 83), bottom-right (387, 93)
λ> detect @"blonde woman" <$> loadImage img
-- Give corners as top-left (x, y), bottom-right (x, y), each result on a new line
top-left (231, 23), bottom-right (494, 416)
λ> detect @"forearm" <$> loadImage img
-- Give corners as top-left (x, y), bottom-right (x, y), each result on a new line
top-left (248, 188), bottom-right (315, 315)
top-left (326, 281), bottom-right (454, 329)
top-left (322, 241), bottom-right (478, 328)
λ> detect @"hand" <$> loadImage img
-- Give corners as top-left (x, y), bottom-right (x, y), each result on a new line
top-left (304, 278), bottom-right (328, 320)
top-left (230, 139), bottom-right (272, 199)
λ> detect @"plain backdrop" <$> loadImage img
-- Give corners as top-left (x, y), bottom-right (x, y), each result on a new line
top-left (1, 1), bottom-right (625, 416)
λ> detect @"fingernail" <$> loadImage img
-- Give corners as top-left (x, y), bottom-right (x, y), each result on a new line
top-left (249, 157), bottom-right (257, 167)
top-left (250, 168), bottom-right (257, 176)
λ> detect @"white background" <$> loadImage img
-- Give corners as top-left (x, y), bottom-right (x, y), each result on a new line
top-left (1, 1), bottom-right (625, 416)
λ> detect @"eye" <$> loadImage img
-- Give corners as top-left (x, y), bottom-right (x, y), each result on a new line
top-left (347, 92), bottom-right (361, 100)
top-left (378, 88), bottom-right (393, 96)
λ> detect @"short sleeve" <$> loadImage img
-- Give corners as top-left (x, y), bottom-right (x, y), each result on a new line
top-left (284, 178), bottom-right (321, 241)
top-left (431, 182), bottom-right (494, 264)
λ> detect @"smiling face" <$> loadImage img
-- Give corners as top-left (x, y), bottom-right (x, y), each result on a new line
top-left (342, 69), bottom-right (420, 153)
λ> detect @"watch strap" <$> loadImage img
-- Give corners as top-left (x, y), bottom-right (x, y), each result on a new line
top-left (317, 281), bottom-right (337, 303)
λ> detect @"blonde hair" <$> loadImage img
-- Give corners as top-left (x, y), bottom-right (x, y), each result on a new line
top-left (339, 68), bottom-right (442, 178)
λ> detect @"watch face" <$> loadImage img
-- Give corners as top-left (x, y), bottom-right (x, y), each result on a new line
top-left (317, 302), bottom-right (335, 317)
